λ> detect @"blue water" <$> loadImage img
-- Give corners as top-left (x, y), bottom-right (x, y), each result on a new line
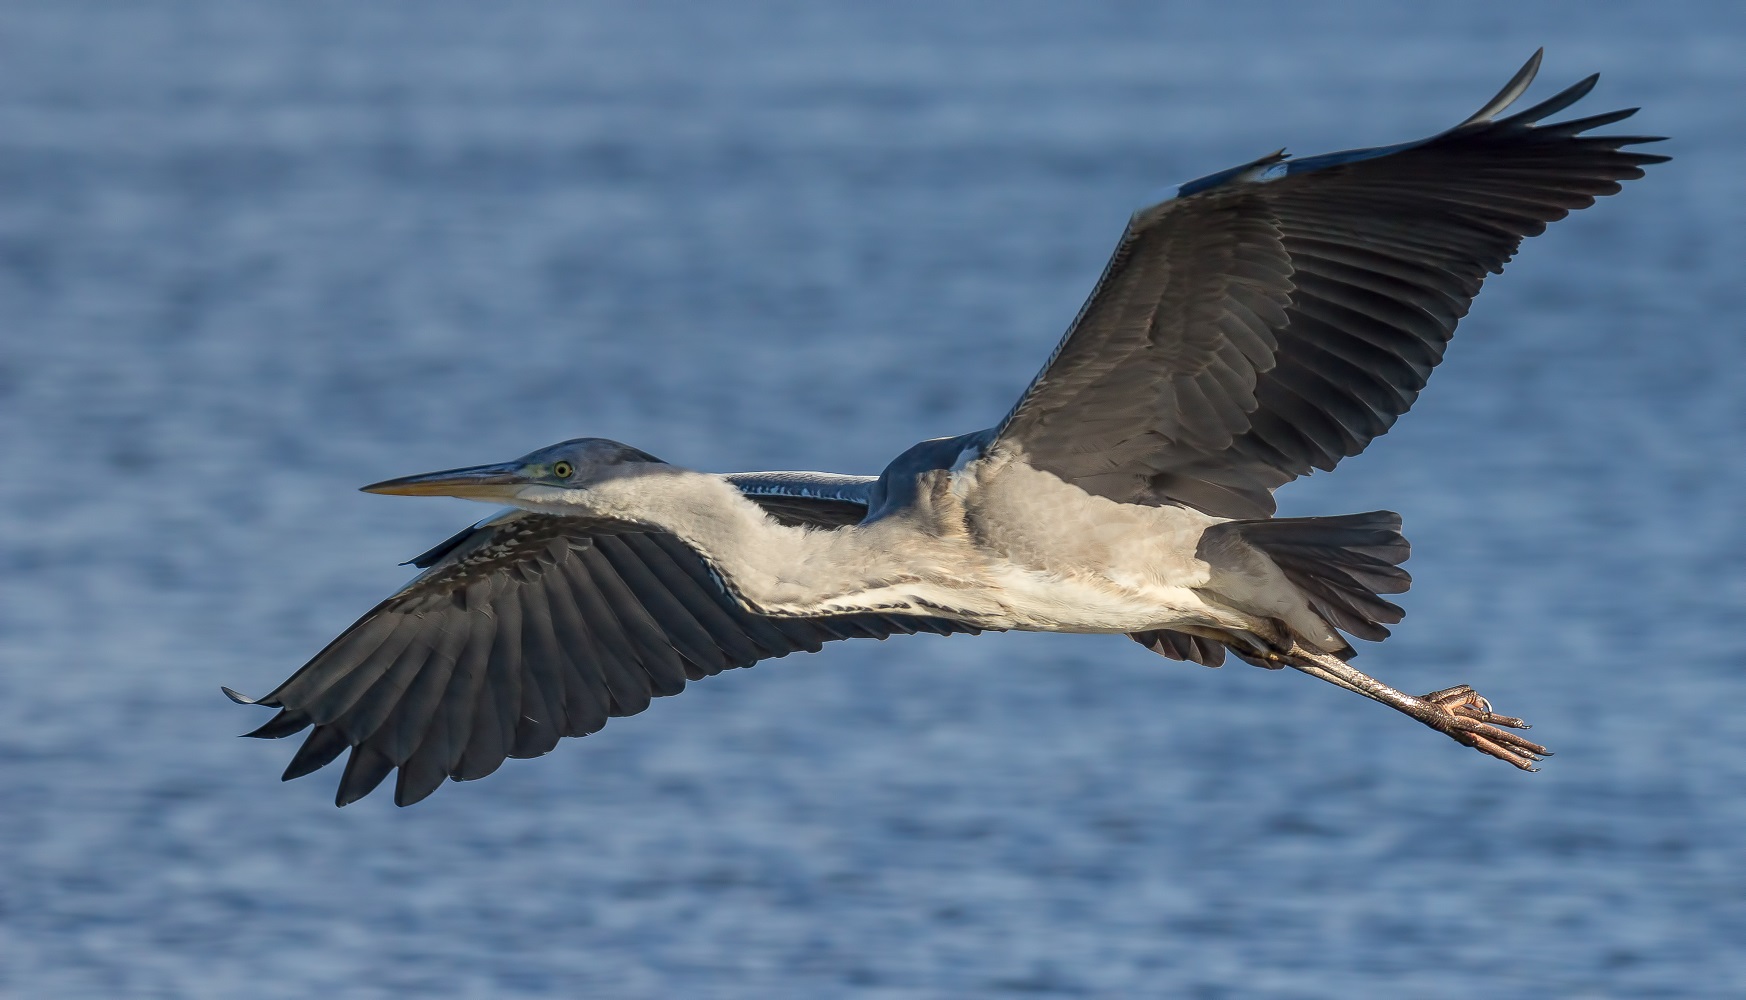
top-left (2, 2), bottom-right (1742, 996)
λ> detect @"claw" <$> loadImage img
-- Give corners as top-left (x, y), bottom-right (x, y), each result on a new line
top-left (1430, 694), bottom-right (1550, 768)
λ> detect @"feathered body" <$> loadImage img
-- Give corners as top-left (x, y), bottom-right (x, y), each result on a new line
top-left (547, 445), bottom-right (1342, 652)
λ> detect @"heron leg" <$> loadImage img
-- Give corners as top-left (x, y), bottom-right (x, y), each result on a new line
top-left (1271, 646), bottom-right (1549, 770)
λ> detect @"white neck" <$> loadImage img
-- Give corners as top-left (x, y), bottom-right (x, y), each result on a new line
top-left (516, 467), bottom-right (949, 616)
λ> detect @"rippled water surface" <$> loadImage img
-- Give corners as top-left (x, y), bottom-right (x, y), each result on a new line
top-left (2, 2), bottom-right (1743, 997)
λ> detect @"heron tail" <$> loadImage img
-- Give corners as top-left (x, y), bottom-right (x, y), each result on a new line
top-left (1228, 511), bottom-right (1412, 643)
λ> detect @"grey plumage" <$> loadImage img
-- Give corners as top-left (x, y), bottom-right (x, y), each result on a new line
top-left (995, 51), bottom-right (1664, 518)
top-left (233, 52), bottom-right (1663, 804)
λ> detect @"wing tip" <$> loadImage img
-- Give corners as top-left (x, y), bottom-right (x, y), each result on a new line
top-left (334, 747), bottom-right (396, 807)
top-left (1457, 48), bottom-right (1544, 127)
top-left (1494, 70), bottom-right (1601, 130)
top-left (393, 771), bottom-right (447, 808)
top-left (242, 709), bottom-right (311, 740)
top-left (1458, 51), bottom-right (1617, 135)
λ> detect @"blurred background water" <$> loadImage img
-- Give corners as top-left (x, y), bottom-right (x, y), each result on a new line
top-left (0, 1), bottom-right (1741, 997)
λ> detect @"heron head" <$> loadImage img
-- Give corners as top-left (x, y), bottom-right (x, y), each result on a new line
top-left (360, 437), bottom-right (668, 503)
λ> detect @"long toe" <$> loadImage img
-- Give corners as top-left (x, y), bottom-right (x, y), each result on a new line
top-left (1455, 705), bottom-right (1530, 729)
top-left (1411, 687), bottom-right (1549, 769)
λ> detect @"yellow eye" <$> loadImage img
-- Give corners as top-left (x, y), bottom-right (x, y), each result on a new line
top-left (552, 461), bottom-right (574, 480)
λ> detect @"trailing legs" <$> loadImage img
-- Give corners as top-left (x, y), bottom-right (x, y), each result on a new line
top-left (1273, 645), bottom-right (1549, 769)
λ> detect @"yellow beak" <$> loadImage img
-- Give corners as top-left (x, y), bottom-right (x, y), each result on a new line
top-left (360, 461), bottom-right (527, 500)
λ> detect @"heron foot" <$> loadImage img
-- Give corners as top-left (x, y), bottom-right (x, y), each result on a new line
top-left (1282, 648), bottom-right (1550, 771)
top-left (1412, 684), bottom-right (1549, 770)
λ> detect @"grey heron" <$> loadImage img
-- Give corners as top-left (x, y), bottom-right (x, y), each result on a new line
top-left (230, 51), bottom-right (1665, 806)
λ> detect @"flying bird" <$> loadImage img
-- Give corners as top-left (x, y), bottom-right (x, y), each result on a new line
top-left (230, 51), bottom-right (1665, 806)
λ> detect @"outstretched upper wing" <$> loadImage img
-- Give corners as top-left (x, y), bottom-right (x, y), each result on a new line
top-left (231, 478), bottom-right (970, 807)
top-left (991, 51), bottom-right (1667, 518)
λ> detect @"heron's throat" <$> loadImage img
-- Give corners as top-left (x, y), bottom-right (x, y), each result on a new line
top-left (524, 470), bottom-right (919, 616)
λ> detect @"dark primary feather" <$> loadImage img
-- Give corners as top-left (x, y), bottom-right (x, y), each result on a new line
top-left (235, 488), bottom-right (976, 807)
top-left (994, 51), bottom-right (1667, 518)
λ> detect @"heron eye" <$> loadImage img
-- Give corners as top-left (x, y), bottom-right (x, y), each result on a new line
top-left (552, 461), bottom-right (575, 480)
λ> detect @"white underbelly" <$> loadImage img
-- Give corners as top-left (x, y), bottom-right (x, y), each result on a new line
top-left (995, 565), bottom-right (1215, 632)
top-left (786, 564), bottom-right (1199, 632)
top-left (884, 564), bottom-right (1215, 634)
